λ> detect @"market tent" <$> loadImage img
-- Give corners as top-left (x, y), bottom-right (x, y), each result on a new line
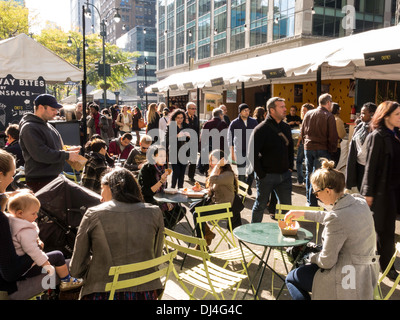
top-left (86, 89), bottom-right (116, 101)
top-left (147, 25), bottom-right (400, 95)
top-left (0, 33), bottom-right (83, 82)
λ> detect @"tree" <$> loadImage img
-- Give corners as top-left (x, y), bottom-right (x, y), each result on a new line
top-left (0, 0), bottom-right (30, 40)
top-left (34, 28), bottom-right (138, 100)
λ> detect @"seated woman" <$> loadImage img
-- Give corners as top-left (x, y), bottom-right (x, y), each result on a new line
top-left (138, 145), bottom-right (185, 229)
top-left (70, 167), bottom-right (165, 300)
top-left (192, 149), bottom-right (239, 246)
top-left (284, 158), bottom-right (379, 300)
top-left (81, 138), bottom-right (110, 194)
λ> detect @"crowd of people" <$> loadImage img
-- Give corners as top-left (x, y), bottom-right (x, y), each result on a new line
top-left (0, 91), bottom-right (399, 301)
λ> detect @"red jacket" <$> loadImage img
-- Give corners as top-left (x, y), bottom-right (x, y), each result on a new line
top-left (108, 138), bottom-right (134, 159)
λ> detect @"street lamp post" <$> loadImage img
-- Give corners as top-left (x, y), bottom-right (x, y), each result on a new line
top-left (84, 0), bottom-right (121, 110)
top-left (67, 36), bottom-right (88, 102)
top-left (144, 56), bottom-right (148, 107)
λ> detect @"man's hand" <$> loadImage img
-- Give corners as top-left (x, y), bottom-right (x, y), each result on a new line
top-left (68, 151), bottom-right (80, 162)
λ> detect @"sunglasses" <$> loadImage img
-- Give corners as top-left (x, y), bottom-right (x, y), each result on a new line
top-left (312, 189), bottom-right (322, 198)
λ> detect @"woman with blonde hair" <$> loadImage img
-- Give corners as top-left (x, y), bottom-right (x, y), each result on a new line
top-left (146, 103), bottom-right (160, 144)
top-left (284, 158), bottom-right (379, 300)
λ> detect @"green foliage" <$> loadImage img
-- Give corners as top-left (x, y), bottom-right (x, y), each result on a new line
top-left (0, 0), bottom-right (29, 40)
top-left (34, 28), bottom-right (138, 99)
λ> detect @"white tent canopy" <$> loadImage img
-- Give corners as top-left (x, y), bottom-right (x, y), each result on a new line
top-left (0, 33), bottom-right (83, 82)
top-left (147, 25), bottom-right (400, 95)
top-left (80, 89), bottom-right (117, 101)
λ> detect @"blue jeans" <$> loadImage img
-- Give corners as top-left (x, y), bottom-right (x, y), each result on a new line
top-left (296, 143), bottom-right (305, 184)
top-left (304, 149), bottom-right (331, 206)
top-left (285, 263), bottom-right (319, 300)
top-left (251, 170), bottom-right (292, 223)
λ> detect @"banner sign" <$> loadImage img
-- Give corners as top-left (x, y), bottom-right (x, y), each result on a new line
top-left (364, 49), bottom-right (400, 66)
top-left (262, 68), bottom-right (286, 79)
top-left (0, 74), bottom-right (46, 131)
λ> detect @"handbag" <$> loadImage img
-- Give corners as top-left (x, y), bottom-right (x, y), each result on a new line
top-left (138, 118), bottom-right (146, 129)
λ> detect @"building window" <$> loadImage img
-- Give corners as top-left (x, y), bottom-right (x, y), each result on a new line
top-left (176, 52), bottom-right (185, 65)
top-left (214, 0), bottom-right (226, 10)
top-left (187, 2), bottom-right (196, 23)
top-left (273, 0), bottom-right (295, 40)
top-left (231, 0), bottom-right (246, 29)
top-left (313, 0), bottom-right (385, 37)
top-left (214, 11), bottom-right (227, 33)
top-left (198, 44), bottom-right (210, 60)
top-left (199, 0), bottom-right (211, 17)
top-left (213, 37), bottom-right (226, 56)
top-left (198, 14), bottom-right (211, 40)
top-left (230, 31), bottom-right (245, 51)
top-left (250, 25), bottom-right (267, 46)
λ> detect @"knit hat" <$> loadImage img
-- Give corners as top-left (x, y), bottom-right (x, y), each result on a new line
top-left (238, 103), bottom-right (250, 113)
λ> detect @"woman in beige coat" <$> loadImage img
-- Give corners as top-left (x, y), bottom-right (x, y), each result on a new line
top-left (70, 167), bottom-right (164, 300)
top-left (284, 159), bottom-right (379, 300)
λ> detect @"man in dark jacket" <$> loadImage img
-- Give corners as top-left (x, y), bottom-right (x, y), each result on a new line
top-left (19, 94), bottom-right (81, 192)
top-left (198, 107), bottom-right (228, 174)
top-left (249, 97), bottom-right (294, 223)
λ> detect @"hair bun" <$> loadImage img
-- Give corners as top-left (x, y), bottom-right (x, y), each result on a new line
top-left (320, 158), bottom-right (335, 170)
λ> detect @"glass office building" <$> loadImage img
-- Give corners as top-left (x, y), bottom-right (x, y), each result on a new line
top-left (157, 0), bottom-right (393, 78)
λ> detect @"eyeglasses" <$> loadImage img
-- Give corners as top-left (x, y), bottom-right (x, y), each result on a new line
top-left (312, 189), bottom-right (323, 198)
top-left (141, 146), bottom-right (149, 150)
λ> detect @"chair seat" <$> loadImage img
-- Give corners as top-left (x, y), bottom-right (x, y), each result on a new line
top-left (179, 261), bottom-right (247, 294)
top-left (210, 247), bottom-right (261, 263)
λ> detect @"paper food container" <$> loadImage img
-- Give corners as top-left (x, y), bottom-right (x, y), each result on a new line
top-left (278, 220), bottom-right (300, 236)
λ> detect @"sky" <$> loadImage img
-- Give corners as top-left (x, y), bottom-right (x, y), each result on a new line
top-left (25, 0), bottom-right (71, 34)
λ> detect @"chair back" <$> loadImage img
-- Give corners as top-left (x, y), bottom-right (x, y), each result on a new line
top-left (237, 180), bottom-right (249, 203)
top-left (374, 242), bottom-right (400, 300)
top-left (105, 250), bottom-right (177, 300)
top-left (164, 228), bottom-right (211, 260)
top-left (194, 202), bottom-right (237, 252)
top-left (275, 204), bottom-right (324, 244)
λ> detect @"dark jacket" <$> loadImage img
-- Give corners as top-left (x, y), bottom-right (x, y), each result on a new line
top-left (138, 163), bottom-right (165, 204)
top-left (81, 152), bottom-right (109, 194)
top-left (228, 116), bottom-right (259, 157)
top-left (19, 113), bottom-right (69, 180)
top-left (4, 140), bottom-right (24, 168)
top-left (360, 127), bottom-right (399, 232)
top-left (200, 117), bottom-right (228, 152)
top-left (300, 106), bottom-right (338, 154)
top-left (249, 115), bottom-right (294, 179)
top-left (165, 122), bottom-right (191, 165)
top-left (124, 147), bottom-right (147, 172)
top-left (0, 211), bottom-right (33, 294)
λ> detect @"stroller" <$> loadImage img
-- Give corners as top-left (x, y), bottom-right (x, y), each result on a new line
top-left (35, 175), bottom-right (102, 258)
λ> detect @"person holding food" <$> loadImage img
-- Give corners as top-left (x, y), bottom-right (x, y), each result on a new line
top-left (19, 94), bottom-right (81, 192)
top-left (192, 149), bottom-right (239, 245)
top-left (138, 145), bottom-right (185, 229)
top-left (284, 158), bottom-right (379, 300)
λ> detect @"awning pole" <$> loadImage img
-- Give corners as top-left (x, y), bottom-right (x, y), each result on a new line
top-left (197, 87), bottom-right (200, 129)
top-left (81, 4), bottom-right (87, 147)
top-left (167, 89), bottom-right (170, 108)
top-left (317, 65), bottom-right (322, 100)
top-left (241, 82), bottom-right (245, 103)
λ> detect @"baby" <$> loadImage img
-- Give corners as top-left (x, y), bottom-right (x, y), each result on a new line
top-left (6, 191), bottom-right (83, 292)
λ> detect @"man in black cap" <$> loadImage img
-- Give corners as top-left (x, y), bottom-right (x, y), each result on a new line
top-left (227, 103), bottom-right (258, 194)
top-left (19, 94), bottom-right (81, 192)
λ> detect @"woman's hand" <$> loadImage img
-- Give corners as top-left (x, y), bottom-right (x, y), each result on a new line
top-left (284, 210), bottom-right (305, 223)
top-left (365, 196), bottom-right (374, 207)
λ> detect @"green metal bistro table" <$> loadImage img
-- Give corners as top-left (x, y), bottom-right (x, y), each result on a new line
top-left (233, 222), bottom-right (313, 300)
top-left (154, 191), bottom-right (205, 234)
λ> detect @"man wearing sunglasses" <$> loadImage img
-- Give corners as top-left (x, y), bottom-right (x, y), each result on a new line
top-left (124, 135), bottom-right (153, 173)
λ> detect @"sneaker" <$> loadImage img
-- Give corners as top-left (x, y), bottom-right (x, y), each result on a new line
top-left (293, 182), bottom-right (305, 187)
top-left (60, 277), bottom-right (83, 292)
